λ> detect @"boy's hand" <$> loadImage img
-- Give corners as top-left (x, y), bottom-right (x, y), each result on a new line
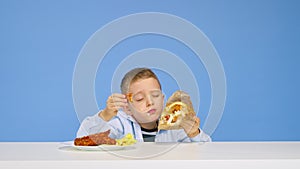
top-left (99, 93), bottom-right (128, 121)
top-left (180, 116), bottom-right (201, 138)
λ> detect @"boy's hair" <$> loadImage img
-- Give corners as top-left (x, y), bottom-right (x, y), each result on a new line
top-left (120, 68), bottom-right (162, 94)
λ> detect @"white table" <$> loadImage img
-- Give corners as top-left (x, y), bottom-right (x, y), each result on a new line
top-left (1, 142), bottom-right (300, 169)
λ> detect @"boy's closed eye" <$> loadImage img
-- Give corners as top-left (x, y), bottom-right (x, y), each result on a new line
top-left (133, 95), bottom-right (144, 102)
top-left (151, 92), bottom-right (161, 98)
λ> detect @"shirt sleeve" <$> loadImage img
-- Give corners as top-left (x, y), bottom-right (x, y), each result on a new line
top-left (190, 128), bottom-right (212, 142)
top-left (156, 128), bottom-right (212, 142)
top-left (76, 111), bottom-right (111, 137)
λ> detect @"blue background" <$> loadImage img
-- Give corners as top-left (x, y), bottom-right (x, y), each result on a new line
top-left (1, 0), bottom-right (299, 141)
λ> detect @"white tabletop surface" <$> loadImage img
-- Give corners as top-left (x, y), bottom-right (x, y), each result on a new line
top-left (1, 141), bottom-right (300, 169)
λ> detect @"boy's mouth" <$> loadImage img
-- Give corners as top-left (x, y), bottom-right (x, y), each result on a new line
top-left (147, 109), bottom-right (156, 115)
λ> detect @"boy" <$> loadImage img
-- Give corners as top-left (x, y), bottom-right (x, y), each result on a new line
top-left (76, 68), bottom-right (211, 142)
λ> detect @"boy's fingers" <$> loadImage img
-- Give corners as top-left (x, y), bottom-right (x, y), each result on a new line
top-left (108, 94), bottom-right (127, 103)
top-left (111, 93), bottom-right (126, 99)
top-left (108, 102), bottom-right (128, 109)
top-left (113, 102), bottom-right (128, 108)
top-left (180, 116), bottom-right (200, 133)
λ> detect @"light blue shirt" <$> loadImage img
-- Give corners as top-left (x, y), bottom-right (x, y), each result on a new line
top-left (77, 110), bottom-right (212, 142)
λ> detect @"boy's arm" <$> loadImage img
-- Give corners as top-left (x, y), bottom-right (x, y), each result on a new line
top-left (76, 111), bottom-right (111, 138)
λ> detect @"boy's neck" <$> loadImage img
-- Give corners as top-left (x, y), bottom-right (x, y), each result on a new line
top-left (140, 121), bottom-right (158, 130)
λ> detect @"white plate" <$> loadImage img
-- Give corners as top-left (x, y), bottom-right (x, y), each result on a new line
top-left (60, 141), bottom-right (132, 151)
top-left (73, 145), bottom-right (126, 151)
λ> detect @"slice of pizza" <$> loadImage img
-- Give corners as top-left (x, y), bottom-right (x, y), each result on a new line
top-left (158, 101), bottom-right (192, 130)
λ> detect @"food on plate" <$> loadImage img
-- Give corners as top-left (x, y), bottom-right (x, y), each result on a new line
top-left (74, 130), bottom-right (137, 146)
top-left (116, 133), bottom-right (137, 146)
top-left (158, 101), bottom-right (194, 130)
top-left (74, 130), bottom-right (116, 146)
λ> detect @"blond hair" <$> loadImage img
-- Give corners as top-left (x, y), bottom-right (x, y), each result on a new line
top-left (120, 68), bottom-right (161, 94)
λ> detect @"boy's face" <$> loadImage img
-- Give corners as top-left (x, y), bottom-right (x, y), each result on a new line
top-left (127, 77), bottom-right (164, 124)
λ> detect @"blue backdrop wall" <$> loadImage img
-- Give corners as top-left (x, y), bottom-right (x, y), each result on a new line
top-left (1, 0), bottom-right (299, 141)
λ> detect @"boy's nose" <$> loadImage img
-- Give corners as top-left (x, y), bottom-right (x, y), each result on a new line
top-left (146, 95), bottom-right (154, 107)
